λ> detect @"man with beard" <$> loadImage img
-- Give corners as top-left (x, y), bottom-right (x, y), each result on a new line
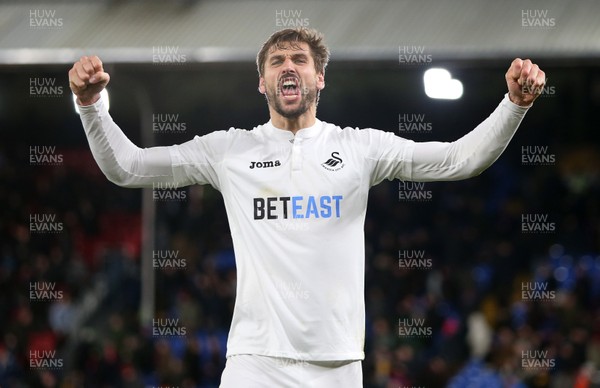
top-left (69, 28), bottom-right (545, 387)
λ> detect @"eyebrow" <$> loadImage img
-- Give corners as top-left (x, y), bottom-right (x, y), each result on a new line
top-left (268, 53), bottom-right (309, 63)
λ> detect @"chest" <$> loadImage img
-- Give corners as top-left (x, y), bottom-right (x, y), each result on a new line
top-left (221, 136), bottom-right (366, 222)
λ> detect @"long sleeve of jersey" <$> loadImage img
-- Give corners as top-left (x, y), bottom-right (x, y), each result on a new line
top-left (79, 96), bottom-right (233, 190)
top-left (78, 97), bottom-right (174, 188)
top-left (365, 94), bottom-right (530, 185)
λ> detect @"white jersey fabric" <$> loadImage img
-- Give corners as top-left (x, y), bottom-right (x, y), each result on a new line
top-left (78, 94), bottom-right (529, 361)
top-left (219, 355), bottom-right (362, 387)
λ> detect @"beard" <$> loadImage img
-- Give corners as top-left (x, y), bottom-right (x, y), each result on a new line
top-left (266, 82), bottom-right (318, 119)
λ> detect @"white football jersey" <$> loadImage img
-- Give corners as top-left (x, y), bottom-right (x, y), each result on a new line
top-left (79, 94), bottom-right (529, 361)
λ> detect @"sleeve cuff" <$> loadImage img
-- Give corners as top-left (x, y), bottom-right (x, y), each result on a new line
top-left (502, 93), bottom-right (532, 114)
top-left (76, 94), bottom-right (108, 115)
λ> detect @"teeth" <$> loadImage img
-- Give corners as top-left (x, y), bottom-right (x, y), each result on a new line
top-left (281, 78), bottom-right (298, 88)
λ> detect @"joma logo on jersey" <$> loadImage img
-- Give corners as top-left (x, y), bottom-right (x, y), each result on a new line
top-left (249, 160), bottom-right (281, 169)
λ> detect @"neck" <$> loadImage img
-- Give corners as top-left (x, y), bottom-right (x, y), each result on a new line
top-left (269, 106), bottom-right (317, 135)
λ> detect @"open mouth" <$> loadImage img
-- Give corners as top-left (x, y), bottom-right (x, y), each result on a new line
top-left (278, 76), bottom-right (300, 99)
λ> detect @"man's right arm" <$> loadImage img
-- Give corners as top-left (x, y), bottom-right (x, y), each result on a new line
top-left (70, 55), bottom-right (185, 188)
top-left (70, 55), bottom-right (227, 189)
top-left (78, 96), bottom-right (180, 188)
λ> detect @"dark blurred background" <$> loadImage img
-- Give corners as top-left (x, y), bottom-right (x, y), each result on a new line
top-left (1, 1), bottom-right (600, 387)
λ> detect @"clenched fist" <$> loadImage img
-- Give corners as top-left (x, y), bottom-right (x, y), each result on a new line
top-left (68, 55), bottom-right (110, 106)
top-left (506, 58), bottom-right (546, 107)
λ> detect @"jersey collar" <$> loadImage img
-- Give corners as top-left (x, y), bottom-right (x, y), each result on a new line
top-left (265, 118), bottom-right (322, 140)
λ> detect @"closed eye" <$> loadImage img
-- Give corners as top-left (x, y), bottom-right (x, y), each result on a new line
top-left (269, 55), bottom-right (285, 67)
top-left (268, 54), bottom-right (309, 67)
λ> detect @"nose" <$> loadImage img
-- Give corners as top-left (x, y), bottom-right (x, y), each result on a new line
top-left (281, 57), bottom-right (297, 74)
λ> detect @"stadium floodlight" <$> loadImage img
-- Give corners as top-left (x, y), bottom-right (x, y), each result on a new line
top-left (423, 68), bottom-right (463, 100)
top-left (72, 88), bottom-right (109, 114)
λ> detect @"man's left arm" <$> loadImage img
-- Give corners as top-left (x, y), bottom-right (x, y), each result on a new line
top-left (406, 58), bottom-right (546, 182)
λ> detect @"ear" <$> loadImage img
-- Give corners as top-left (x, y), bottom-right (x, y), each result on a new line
top-left (258, 77), bottom-right (266, 94)
top-left (316, 72), bottom-right (325, 91)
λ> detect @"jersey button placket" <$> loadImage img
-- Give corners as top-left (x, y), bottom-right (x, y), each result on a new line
top-left (291, 137), bottom-right (303, 171)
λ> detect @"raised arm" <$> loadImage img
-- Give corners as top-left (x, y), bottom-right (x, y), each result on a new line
top-left (366, 58), bottom-right (546, 184)
top-left (409, 58), bottom-right (546, 181)
top-left (69, 56), bottom-right (189, 188)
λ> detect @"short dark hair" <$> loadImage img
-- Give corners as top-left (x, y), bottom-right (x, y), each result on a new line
top-left (256, 28), bottom-right (330, 77)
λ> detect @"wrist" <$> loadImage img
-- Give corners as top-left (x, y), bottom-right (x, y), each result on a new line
top-left (508, 92), bottom-right (532, 107)
top-left (76, 94), bottom-right (100, 106)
